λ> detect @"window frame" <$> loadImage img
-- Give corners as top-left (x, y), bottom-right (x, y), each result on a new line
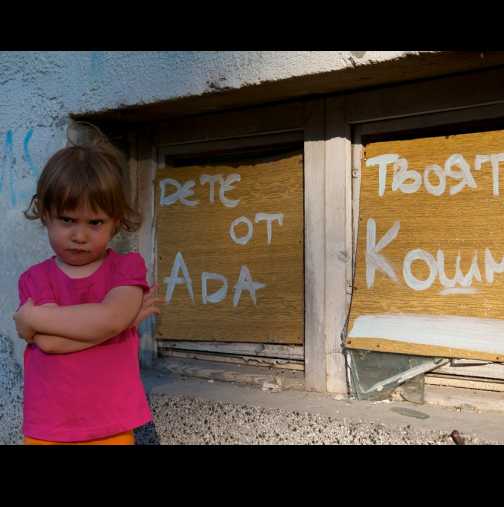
top-left (131, 64), bottom-right (504, 393)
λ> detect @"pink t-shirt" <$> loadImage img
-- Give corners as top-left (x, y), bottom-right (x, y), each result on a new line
top-left (18, 248), bottom-right (153, 442)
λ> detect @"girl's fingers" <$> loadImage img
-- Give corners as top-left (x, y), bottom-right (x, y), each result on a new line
top-left (140, 305), bottom-right (162, 316)
top-left (144, 297), bottom-right (164, 307)
top-left (147, 284), bottom-right (159, 294)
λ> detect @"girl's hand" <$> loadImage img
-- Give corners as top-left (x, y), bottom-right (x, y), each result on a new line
top-left (132, 285), bottom-right (162, 329)
top-left (13, 298), bottom-right (36, 342)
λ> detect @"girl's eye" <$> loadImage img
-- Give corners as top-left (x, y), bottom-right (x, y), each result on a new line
top-left (90, 220), bottom-right (104, 226)
top-left (60, 217), bottom-right (73, 224)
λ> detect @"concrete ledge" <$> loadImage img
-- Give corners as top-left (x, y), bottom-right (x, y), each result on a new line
top-left (79, 52), bottom-right (504, 123)
top-left (149, 358), bottom-right (504, 414)
top-left (425, 384), bottom-right (504, 413)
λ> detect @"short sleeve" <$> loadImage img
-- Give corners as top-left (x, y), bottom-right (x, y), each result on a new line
top-left (110, 252), bottom-right (150, 293)
top-left (18, 268), bottom-right (57, 309)
top-left (18, 272), bottom-right (32, 308)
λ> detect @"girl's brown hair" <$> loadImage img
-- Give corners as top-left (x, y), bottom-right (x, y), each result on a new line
top-left (24, 135), bottom-right (141, 233)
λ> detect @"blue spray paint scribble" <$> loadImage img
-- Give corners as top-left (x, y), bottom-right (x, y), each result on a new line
top-left (0, 130), bottom-right (15, 207)
top-left (23, 129), bottom-right (37, 178)
top-left (0, 129), bottom-right (39, 209)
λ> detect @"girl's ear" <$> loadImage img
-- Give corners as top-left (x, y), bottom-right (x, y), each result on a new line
top-left (112, 219), bottom-right (121, 237)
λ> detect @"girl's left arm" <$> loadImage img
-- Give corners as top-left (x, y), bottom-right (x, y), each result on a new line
top-left (33, 334), bottom-right (108, 354)
top-left (15, 286), bottom-right (144, 342)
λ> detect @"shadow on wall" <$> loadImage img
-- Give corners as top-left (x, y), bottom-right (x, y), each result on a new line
top-left (0, 129), bottom-right (38, 209)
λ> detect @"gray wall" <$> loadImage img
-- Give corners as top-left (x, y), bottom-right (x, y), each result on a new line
top-left (1, 50), bottom-right (425, 368)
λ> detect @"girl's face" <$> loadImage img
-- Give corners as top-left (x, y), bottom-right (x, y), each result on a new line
top-left (44, 205), bottom-right (119, 267)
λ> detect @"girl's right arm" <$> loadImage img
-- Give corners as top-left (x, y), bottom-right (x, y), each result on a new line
top-left (26, 289), bottom-right (161, 354)
top-left (15, 285), bottom-right (145, 342)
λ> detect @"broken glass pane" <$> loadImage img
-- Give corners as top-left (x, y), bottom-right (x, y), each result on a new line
top-left (348, 349), bottom-right (448, 401)
top-left (395, 374), bottom-right (425, 404)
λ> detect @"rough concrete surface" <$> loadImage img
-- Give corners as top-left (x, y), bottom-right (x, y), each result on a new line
top-left (0, 336), bottom-right (23, 445)
top-left (135, 395), bottom-right (474, 445)
top-left (134, 370), bottom-right (504, 445)
top-left (2, 360), bottom-right (503, 445)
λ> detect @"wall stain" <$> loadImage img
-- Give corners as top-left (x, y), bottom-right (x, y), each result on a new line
top-left (206, 76), bottom-right (232, 92)
top-left (90, 51), bottom-right (105, 79)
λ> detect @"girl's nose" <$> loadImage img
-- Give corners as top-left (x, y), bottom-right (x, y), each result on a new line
top-left (72, 227), bottom-right (87, 243)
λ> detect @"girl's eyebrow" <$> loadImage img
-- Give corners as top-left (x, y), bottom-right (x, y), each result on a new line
top-left (58, 214), bottom-right (108, 221)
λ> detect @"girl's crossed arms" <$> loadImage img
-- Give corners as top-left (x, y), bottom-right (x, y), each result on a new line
top-left (14, 284), bottom-right (162, 354)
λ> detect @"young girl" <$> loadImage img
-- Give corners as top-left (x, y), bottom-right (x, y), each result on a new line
top-left (13, 136), bottom-right (161, 445)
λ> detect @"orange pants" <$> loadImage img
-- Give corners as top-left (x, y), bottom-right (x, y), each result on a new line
top-left (24, 430), bottom-right (135, 445)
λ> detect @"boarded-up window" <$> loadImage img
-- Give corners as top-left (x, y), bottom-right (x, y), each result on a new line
top-left (346, 128), bottom-right (504, 362)
top-left (155, 148), bottom-right (304, 345)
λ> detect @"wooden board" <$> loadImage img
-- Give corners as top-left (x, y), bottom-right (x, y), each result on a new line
top-left (424, 374), bottom-right (504, 392)
top-left (155, 149), bottom-right (304, 344)
top-left (346, 129), bottom-right (504, 362)
top-left (156, 341), bottom-right (304, 360)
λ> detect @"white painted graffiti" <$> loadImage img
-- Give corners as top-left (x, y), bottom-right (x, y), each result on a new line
top-left (366, 152), bottom-right (504, 197)
top-left (164, 251), bottom-right (266, 306)
top-left (159, 173), bottom-right (241, 208)
top-left (366, 218), bottom-right (504, 294)
top-left (160, 172), bottom-right (284, 306)
top-left (229, 213), bottom-right (284, 245)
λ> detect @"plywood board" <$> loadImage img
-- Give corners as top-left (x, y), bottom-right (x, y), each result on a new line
top-left (155, 150), bottom-right (304, 344)
top-left (346, 129), bottom-right (504, 362)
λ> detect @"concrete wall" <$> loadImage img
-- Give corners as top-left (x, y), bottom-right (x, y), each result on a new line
top-left (2, 50), bottom-right (430, 369)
